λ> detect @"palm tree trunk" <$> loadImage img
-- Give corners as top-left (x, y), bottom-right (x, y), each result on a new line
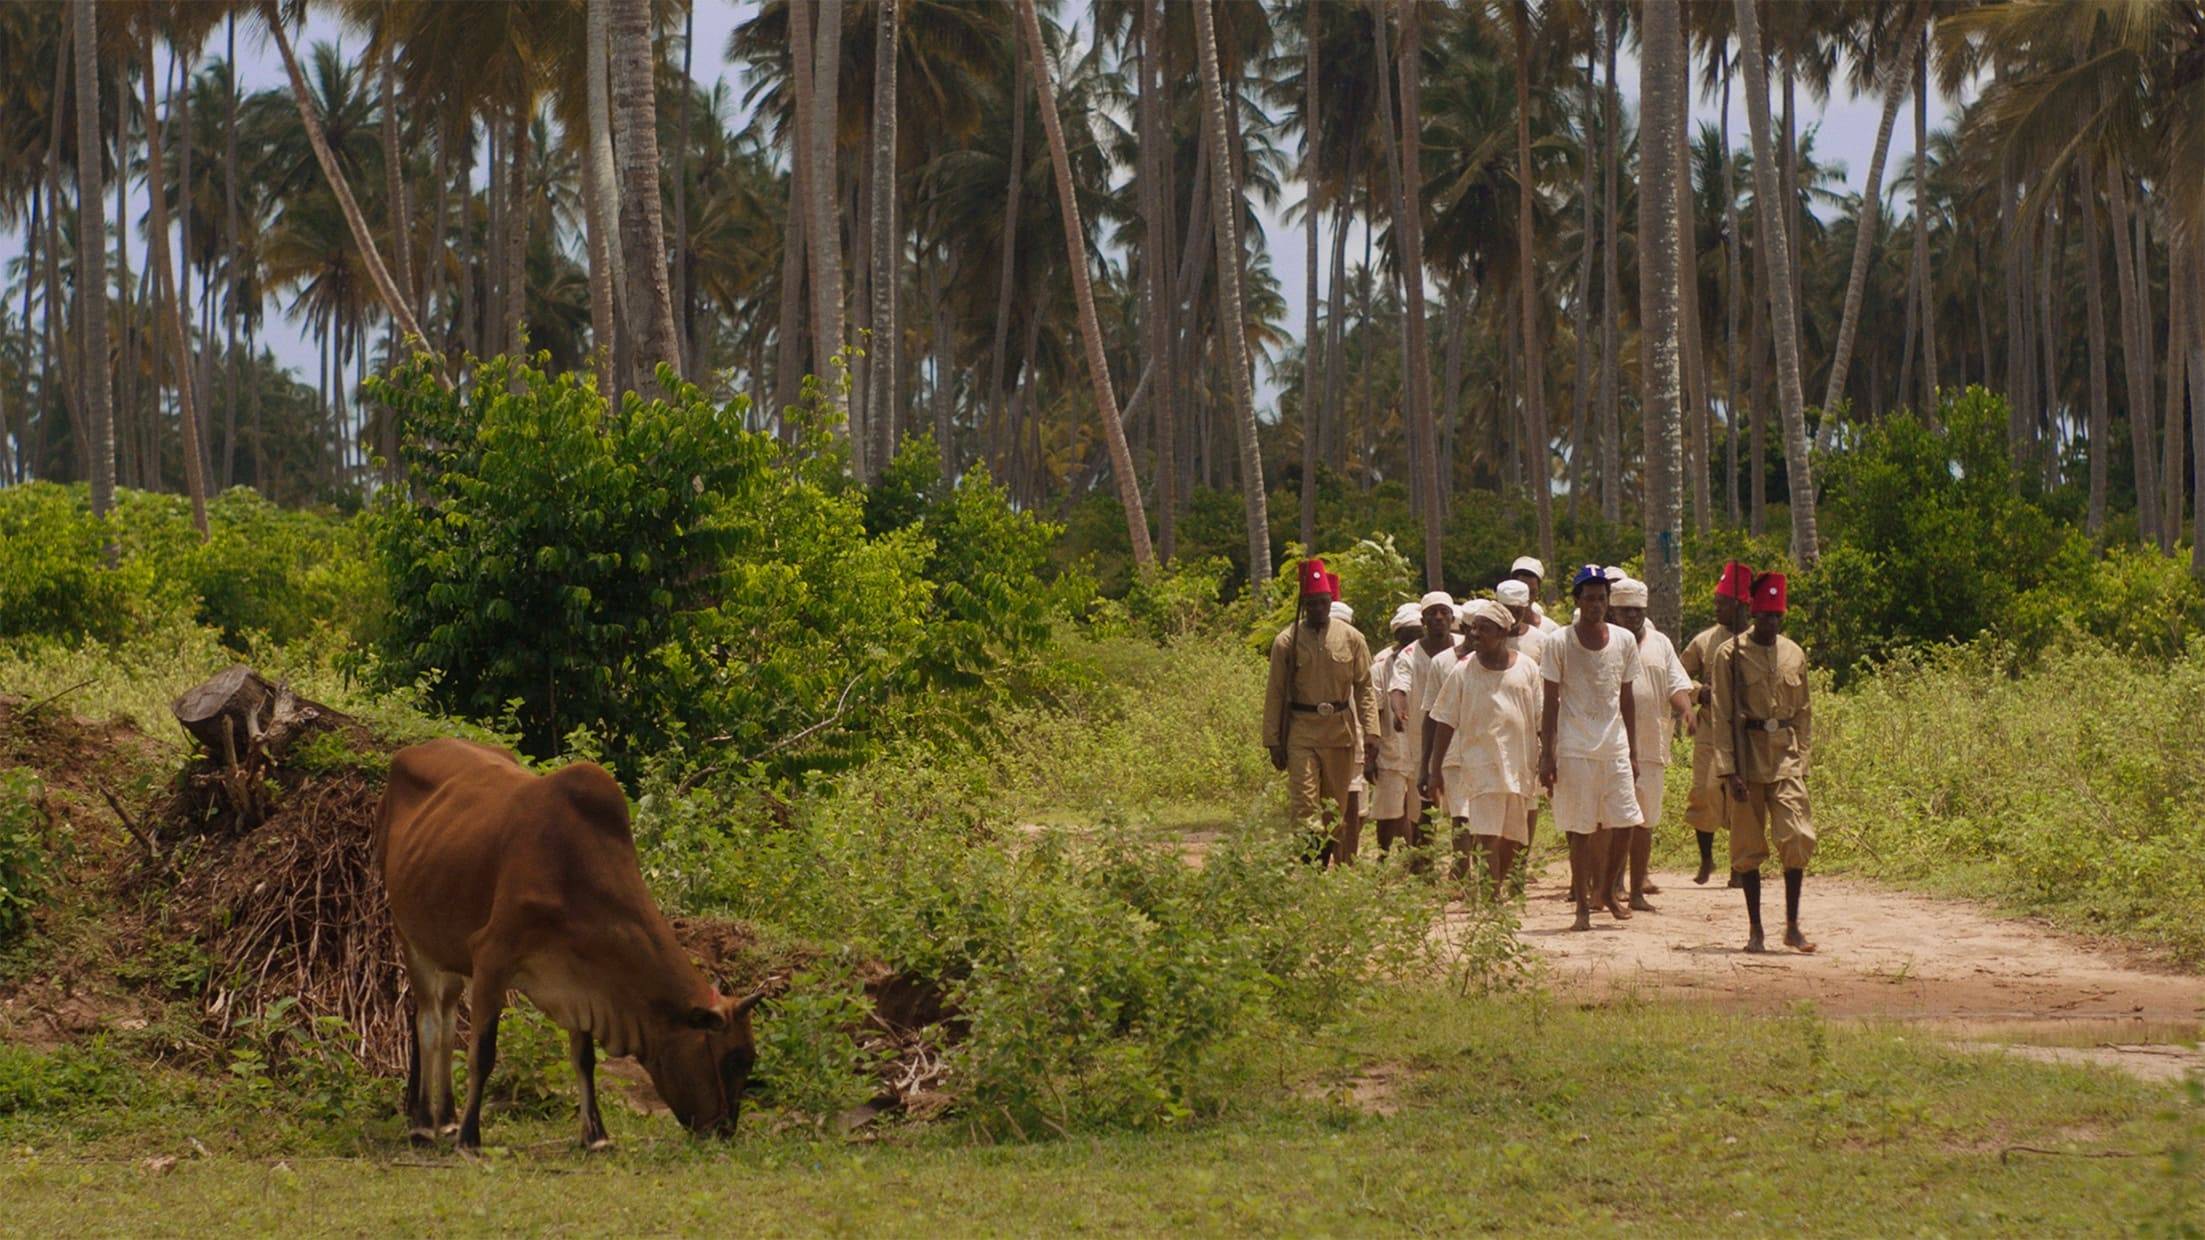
top-left (1139, 0), bottom-right (1176, 557)
top-left (1569, 31), bottom-right (1597, 523)
top-left (1185, 0), bottom-right (1268, 581)
top-left (986, 44), bottom-right (1025, 451)
top-left (1913, 30), bottom-right (1937, 416)
top-left (585, 0), bottom-right (628, 388)
top-left (1015, 0), bottom-right (1156, 569)
top-left (1299, 0), bottom-right (1322, 551)
top-left (504, 105), bottom-right (529, 357)
top-left (772, 0), bottom-right (813, 419)
top-left (579, 93), bottom-right (617, 398)
top-left (2080, 156), bottom-right (2111, 536)
top-left (1323, 199), bottom-right (1350, 479)
top-left (222, 14), bottom-right (242, 487)
top-left (74, 0), bottom-right (115, 530)
top-left (1671, 8), bottom-right (1708, 535)
top-left (1820, 11), bottom-right (1919, 425)
top-left (606, 0), bottom-right (681, 384)
top-left (143, 28), bottom-right (210, 538)
top-left (379, 44), bottom-right (414, 328)
top-left (866, 0), bottom-right (901, 476)
top-left (2163, 232), bottom-right (2187, 550)
top-left (2108, 164), bottom-right (2159, 544)
top-left (1721, 52), bottom-right (1741, 526)
top-left (807, 0), bottom-right (846, 400)
top-left (117, 63), bottom-right (144, 495)
top-left (929, 244), bottom-right (952, 470)
top-left (263, 2), bottom-right (424, 350)
top-left (1640, 0), bottom-right (1685, 633)
top-left (2187, 245), bottom-right (2205, 575)
top-left (672, 5), bottom-right (694, 377)
top-left (1599, 0), bottom-right (1621, 523)
top-left (1509, 0), bottom-right (1553, 574)
top-left (1732, 0), bottom-right (1819, 562)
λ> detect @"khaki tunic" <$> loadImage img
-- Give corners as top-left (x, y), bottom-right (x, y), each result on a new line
top-left (1705, 633), bottom-right (1816, 871)
top-left (1263, 621), bottom-right (1379, 827)
top-left (1679, 623), bottom-right (1736, 832)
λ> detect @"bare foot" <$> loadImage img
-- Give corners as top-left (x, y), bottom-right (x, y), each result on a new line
top-left (1572, 907), bottom-right (1593, 932)
top-left (1785, 927), bottom-right (1817, 954)
top-left (1643, 881), bottom-right (1663, 895)
top-left (1693, 861), bottom-right (1713, 885)
top-left (1629, 894), bottom-right (1656, 912)
top-left (1726, 872), bottom-right (1743, 889)
top-left (1743, 932), bottom-right (1766, 953)
top-left (1605, 900), bottom-right (1632, 922)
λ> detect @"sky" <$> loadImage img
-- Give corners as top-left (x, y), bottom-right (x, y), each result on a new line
top-left (6, 2), bottom-right (1964, 403)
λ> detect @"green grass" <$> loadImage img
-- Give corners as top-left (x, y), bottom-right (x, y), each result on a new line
top-left (2, 991), bottom-right (2196, 1236)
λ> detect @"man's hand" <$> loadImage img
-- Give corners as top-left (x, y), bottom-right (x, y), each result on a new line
top-left (1681, 707), bottom-right (1698, 736)
top-left (1539, 753), bottom-right (1557, 792)
top-left (1423, 770), bottom-right (1444, 803)
top-left (1268, 745), bottom-right (1288, 772)
top-left (1725, 774), bottom-right (1748, 801)
top-left (1630, 752), bottom-right (1640, 782)
top-left (1363, 753), bottom-right (1380, 782)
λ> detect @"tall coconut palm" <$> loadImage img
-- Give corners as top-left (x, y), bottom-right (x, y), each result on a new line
top-left (807, 0), bottom-right (846, 412)
top-left (142, 23), bottom-right (210, 538)
top-left (1508, 0), bottom-right (1553, 573)
top-left (259, 0), bottom-right (421, 345)
top-left (1013, 0), bottom-right (1154, 570)
top-left (1298, 0), bottom-right (1321, 552)
top-left (73, 0), bottom-right (114, 529)
top-left (1732, 0), bottom-right (1819, 563)
top-left (583, 0), bottom-right (624, 393)
top-left (1821, 3), bottom-right (1925, 431)
top-left (1640, 0), bottom-right (1684, 631)
top-left (1191, 0), bottom-right (1268, 584)
top-left (866, 0), bottom-right (900, 474)
top-left (608, 0), bottom-right (680, 383)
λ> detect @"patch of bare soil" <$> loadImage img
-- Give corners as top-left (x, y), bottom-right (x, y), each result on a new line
top-left (1512, 864), bottom-right (2205, 1080)
top-left (1296, 1062), bottom-right (1408, 1116)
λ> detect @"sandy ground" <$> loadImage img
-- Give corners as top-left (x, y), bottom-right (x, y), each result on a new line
top-left (1494, 863), bottom-right (2205, 1081)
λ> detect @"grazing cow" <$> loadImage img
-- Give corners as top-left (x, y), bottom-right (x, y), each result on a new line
top-left (376, 738), bottom-right (760, 1149)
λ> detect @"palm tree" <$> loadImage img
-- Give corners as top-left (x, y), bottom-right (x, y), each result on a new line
top-left (259, 0), bottom-right (421, 345)
top-left (1508, 0), bottom-right (1552, 574)
top-left (1821, 3), bottom-right (1925, 429)
top-left (1732, 0), bottom-right (1818, 563)
top-left (1013, 0), bottom-right (1154, 570)
top-left (807, 0), bottom-right (846, 417)
top-left (141, 20), bottom-right (210, 538)
top-left (584, 0), bottom-right (624, 394)
top-left (1298, 0), bottom-right (1321, 552)
top-left (1639, 0), bottom-right (1683, 631)
top-left (1191, 0), bottom-right (1267, 585)
top-left (73, 0), bottom-right (114, 529)
top-left (608, 0), bottom-right (680, 383)
top-left (865, 0), bottom-right (900, 475)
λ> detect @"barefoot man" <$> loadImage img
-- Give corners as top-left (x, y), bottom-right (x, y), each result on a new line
top-left (1394, 591), bottom-right (1460, 852)
top-left (1264, 560), bottom-right (1379, 863)
top-left (1362, 603), bottom-right (1426, 861)
top-left (1607, 576), bottom-right (1695, 911)
top-left (1680, 561), bottom-right (1753, 886)
top-left (1424, 599), bottom-right (1542, 898)
top-left (1706, 571), bottom-right (1817, 954)
top-left (1496, 578), bottom-right (1548, 863)
top-left (1539, 566), bottom-right (1643, 931)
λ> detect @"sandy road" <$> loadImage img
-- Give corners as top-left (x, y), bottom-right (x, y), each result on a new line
top-left (1495, 864), bottom-right (2205, 1081)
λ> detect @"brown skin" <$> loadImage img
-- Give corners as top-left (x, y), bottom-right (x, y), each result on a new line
top-left (1389, 603), bottom-right (1458, 852)
top-left (1539, 581), bottom-right (1637, 926)
top-left (1425, 616), bottom-right (1523, 899)
top-left (1610, 603), bottom-right (1698, 908)
top-left (1267, 594), bottom-right (1336, 772)
top-left (1724, 605), bottom-right (1815, 954)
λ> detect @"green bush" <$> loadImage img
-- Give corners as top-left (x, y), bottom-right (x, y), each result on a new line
top-left (0, 768), bottom-right (53, 945)
top-left (753, 965), bottom-right (884, 1128)
top-left (0, 1042), bottom-right (134, 1116)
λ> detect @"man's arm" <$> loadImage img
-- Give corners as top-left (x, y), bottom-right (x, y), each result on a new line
top-left (1352, 636), bottom-right (1380, 742)
top-left (1261, 634), bottom-right (1290, 751)
top-left (1538, 687), bottom-right (1560, 790)
top-left (1620, 681), bottom-right (1639, 778)
top-left (1706, 642), bottom-right (1737, 780)
top-left (1424, 720), bottom-right (1455, 796)
top-left (1791, 648), bottom-right (1812, 771)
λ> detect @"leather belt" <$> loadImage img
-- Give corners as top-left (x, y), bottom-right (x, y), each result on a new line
top-left (1291, 700), bottom-right (1350, 716)
top-left (1743, 717), bottom-right (1794, 732)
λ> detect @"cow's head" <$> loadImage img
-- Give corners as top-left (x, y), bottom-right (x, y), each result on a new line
top-left (644, 989), bottom-right (764, 1135)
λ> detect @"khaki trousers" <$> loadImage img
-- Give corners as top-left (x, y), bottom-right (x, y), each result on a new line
top-left (1287, 742), bottom-right (1356, 830)
top-left (1726, 775), bottom-right (1816, 871)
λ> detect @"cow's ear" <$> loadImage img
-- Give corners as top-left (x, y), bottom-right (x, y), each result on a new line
top-left (683, 1004), bottom-right (727, 1031)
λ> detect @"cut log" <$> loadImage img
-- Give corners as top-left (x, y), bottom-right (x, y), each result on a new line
top-left (171, 666), bottom-right (364, 830)
top-left (172, 664), bottom-right (280, 761)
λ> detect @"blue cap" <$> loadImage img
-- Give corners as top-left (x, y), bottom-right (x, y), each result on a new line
top-left (1571, 564), bottom-right (1608, 589)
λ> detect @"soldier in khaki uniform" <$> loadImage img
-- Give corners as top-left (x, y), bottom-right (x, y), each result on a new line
top-left (1679, 561), bottom-right (1753, 886)
top-left (1263, 559), bottom-right (1380, 858)
top-left (1706, 571), bottom-right (1817, 954)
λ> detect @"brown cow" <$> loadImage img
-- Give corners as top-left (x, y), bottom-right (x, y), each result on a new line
top-left (376, 738), bottom-right (760, 1149)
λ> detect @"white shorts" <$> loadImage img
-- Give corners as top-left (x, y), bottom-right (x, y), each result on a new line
top-left (1551, 754), bottom-right (1644, 835)
top-left (1634, 762), bottom-right (1667, 830)
top-left (1371, 769), bottom-right (1417, 820)
top-left (1455, 791), bottom-right (1530, 845)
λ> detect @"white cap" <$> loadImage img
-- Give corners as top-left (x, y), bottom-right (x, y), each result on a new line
top-left (1462, 599), bottom-right (1515, 632)
top-left (1510, 556), bottom-right (1546, 581)
top-left (1495, 580), bottom-right (1532, 606)
top-left (1329, 601), bottom-right (1355, 624)
top-left (1389, 602), bottom-right (1425, 631)
top-left (1418, 590), bottom-right (1455, 610)
top-left (1609, 577), bottom-right (1649, 607)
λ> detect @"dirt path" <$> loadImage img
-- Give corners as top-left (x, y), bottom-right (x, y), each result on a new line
top-left (1501, 863), bottom-right (2205, 1081)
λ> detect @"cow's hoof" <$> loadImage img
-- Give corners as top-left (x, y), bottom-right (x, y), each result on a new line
top-left (583, 1136), bottom-right (614, 1153)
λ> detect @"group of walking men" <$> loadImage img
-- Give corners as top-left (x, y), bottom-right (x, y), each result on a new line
top-left (1261, 554), bottom-right (1818, 953)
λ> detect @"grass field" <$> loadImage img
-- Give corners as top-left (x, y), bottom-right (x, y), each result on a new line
top-left (4, 991), bottom-right (2196, 1236)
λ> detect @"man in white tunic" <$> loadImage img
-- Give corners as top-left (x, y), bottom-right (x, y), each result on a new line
top-left (1390, 592), bottom-right (1458, 853)
top-left (1424, 600), bottom-right (1542, 899)
top-left (1607, 577), bottom-right (1695, 911)
top-left (1361, 603), bottom-right (1425, 862)
top-left (1508, 556), bottom-right (1563, 635)
top-left (1495, 578), bottom-right (1548, 863)
top-left (1539, 566), bottom-right (1642, 930)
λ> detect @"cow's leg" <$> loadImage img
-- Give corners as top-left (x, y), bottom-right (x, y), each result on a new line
top-left (570, 1029), bottom-right (610, 1150)
top-left (407, 959), bottom-right (464, 1138)
top-left (456, 968), bottom-right (509, 1150)
top-left (404, 992), bottom-right (432, 1143)
top-left (429, 972), bottom-right (465, 1133)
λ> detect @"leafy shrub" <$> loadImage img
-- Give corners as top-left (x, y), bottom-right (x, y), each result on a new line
top-left (753, 965), bottom-right (883, 1128)
top-left (1246, 534), bottom-right (1418, 651)
top-left (0, 1042), bottom-right (134, 1115)
top-left (0, 484), bottom-right (173, 644)
top-left (0, 768), bottom-right (53, 945)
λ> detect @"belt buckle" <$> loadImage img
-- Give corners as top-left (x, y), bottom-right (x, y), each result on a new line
top-left (1760, 718), bottom-right (1782, 733)
top-left (1317, 702), bottom-right (1337, 717)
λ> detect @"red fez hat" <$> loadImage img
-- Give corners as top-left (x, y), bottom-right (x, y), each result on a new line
top-left (1751, 571), bottom-right (1788, 613)
top-left (1325, 571), bottom-right (1342, 601)
top-left (1299, 558), bottom-right (1331, 598)
top-left (1715, 560), bottom-right (1755, 601)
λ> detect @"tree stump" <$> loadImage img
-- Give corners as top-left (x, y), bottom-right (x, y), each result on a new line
top-left (171, 665), bottom-right (359, 830)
